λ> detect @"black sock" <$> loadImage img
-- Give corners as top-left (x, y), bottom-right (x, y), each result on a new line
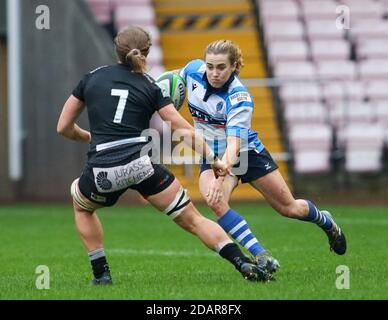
top-left (219, 243), bottom-right (251, 271)
top-left (88, 248), bottom-right (110, 279)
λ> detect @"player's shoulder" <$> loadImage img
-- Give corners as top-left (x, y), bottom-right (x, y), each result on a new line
top-left (181, 59), bottom-right (206, 76)
top-left (227, 76), bottom-right (252, 106)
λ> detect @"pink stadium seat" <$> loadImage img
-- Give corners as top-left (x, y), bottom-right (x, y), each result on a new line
top-left (279, 83), bottom-right (323, 103)
top-left (374, 100), bottom-right (388, 129)
top-left (114, 5), bottom-right (155, 32)
top-left (264, 21), bottom-right (305, 41)
top-left (300, 0), bottom-right (339, 20)
top-left (289, 124), bottom-right (333, 173)
top-left (306, 19), bottom-right (345, 40)
top-left (316, 61), bottom-right (357, 81)
top-left (259, 0), bottom-right (300, 22)
top-left (284, 102), bottom-right (327, 129)
top-left (274, 61), bottom-right (317, 80)
top-left (310, 39), bottom-right (350, 61)
top-left (357, 39), bottom-right (388, 60)
top-left (323, 81), bottom-right (365, 103)
top-left (341, 0), bottom-right (384, 20)
top-left (359, 59), bottom-right (388, 80)
top-left (86, 0), bottom-right (112, 24)
top-left (341, 124), bottom-right (385, 172)
top-left (147, 45), bottom-right (163, 66)
top-left (147, 65), bottom-right (165, 79)
top-left (267, 40), bottom-right (310, 63)
top-left (349, 20), bottom-right (388, 43)
top-left (365, 81), bottom-right (388, 100)
top-left (328, 102), bottom-right (375, 130)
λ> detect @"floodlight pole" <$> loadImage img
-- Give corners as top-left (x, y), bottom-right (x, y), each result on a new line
top-left (7, 0), bottom-right (23, 181)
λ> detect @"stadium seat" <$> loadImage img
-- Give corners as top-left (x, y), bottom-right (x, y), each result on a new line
top-left (279, 83), bottom-right (323, 103)
top-left (289, 124), bottom-right (333, 173)
top-left (306, 19), bottom-right (345, 40)
top-left (374, 100), bottom-right (388, 129)
top-left (263, 21), bottom-right (305, 41)
top-left (283, 102), bottom-right (327, 129)
top-left (274, 61), bottom-right (317, 80)
top-left (259, 0), bottom-right (300, 22)
top-left (341, 0), bottom-right (385, 20)
top-left (365, 81), bottom-right (388, 101)
top-left (328, 102), bottom-right (375, 130)
top-left (359, 59), bottom-right (388, 80)
top-left (114, 5), bottom-right (156, 32)
top-left (316, 61), bottom-right (357, 81)
top-left (310, 39), bottom-right (350, 61)
top-left (323, 81), bottom-right (365, 103)
top-left (86, 0), bottom-right (113, 24)
top-left (267, 40), bottom-right (310, 63)
top-left (342, 124), bottom-right (385, 172)
top-left (300, 0), bottom-right (339, 20)
top-left (357, 39), bottom-right (388, 60)
top-left (348, 20), bottom-right (388, 43)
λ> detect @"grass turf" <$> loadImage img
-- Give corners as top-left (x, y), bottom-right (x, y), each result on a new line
top-left (0, 204), bottom-right (387, 300)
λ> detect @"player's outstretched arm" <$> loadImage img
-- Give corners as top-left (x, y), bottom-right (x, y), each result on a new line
top-left (57, 95), bottom-right (91, 143)
top-left (158, 104), bottom-right (226, 177)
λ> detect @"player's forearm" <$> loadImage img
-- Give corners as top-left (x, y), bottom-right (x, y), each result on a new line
top-left (222, 136), bottom-right (241, 169)
top-left (58, 123), bottom-right (90, 143)
top-left (179, 127), bottom-right (215, 162)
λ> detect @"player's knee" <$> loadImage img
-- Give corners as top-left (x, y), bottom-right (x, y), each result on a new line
top-left (205, 199), bottom-right (228, 217)
top-left (163, 186), bottom-right (191, 220)
top-left (70, 178), bottom-right (95, 213)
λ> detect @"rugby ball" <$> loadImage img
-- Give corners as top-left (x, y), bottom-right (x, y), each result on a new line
top-left (156, 72), bottom-right (186, 110)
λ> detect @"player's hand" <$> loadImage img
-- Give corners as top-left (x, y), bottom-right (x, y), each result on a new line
top-left (211, 157), bottom-right (228, 178)
top-left (206, 176), bottom-right (224, 205)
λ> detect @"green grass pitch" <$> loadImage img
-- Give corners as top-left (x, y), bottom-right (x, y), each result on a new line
top-left (0, 204), bottom-right (387, 300)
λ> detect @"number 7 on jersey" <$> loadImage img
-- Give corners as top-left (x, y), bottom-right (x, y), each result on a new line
top-left (111, 89), bottom-right (129, 124)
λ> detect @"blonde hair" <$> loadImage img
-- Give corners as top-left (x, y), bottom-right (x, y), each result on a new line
top-left (114, 25), bottom-right (151, 73)
top-left (204, 40), bottom-right (244, 74)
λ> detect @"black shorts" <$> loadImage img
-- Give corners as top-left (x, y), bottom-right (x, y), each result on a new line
top-left (200, 148), bottom-right (278, 183)
top-left (78, 148), bottom-right (175, 207)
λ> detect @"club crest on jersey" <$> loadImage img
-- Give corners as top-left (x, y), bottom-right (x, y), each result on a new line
top-left (216, 101), bottom-right (224, 112)
top-left (229, 92), bottom-right (252, 105)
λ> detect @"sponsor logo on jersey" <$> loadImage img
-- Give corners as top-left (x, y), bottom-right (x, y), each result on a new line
top-left (90, 193), bottom-right (107, 203)
top-left (96, 171), bottom-right (112, 190)
top-left (192, 83), bottom-right (198, 91)
top-left (229, 92), bottom-right (252, 105)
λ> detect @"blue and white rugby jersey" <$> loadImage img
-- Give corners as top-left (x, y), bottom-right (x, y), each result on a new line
top-left (179, 59), bottom-right (264, 157)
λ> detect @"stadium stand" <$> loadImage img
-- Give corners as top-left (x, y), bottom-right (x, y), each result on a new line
top-left (258, 0), bottom-right (388, 174)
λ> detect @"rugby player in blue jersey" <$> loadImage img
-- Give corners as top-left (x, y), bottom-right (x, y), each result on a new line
top-left (176, 40), bottom-right (346, 280)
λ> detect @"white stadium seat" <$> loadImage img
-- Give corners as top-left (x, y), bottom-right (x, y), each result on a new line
top-left (300, 0), bottom-right (339, 20)
top-left (289, 124), bottom-right (333, 173)
top-left (259, 0), bottom-right (300, 22)
top-left (342, 124), bottom-right (385, 172)
top-left (359, 59), bottom-right (388, 80)
top-left (279, 83), bottom-right (323, 103)
top-left (310, 39), bottom-right (350, 61)
top-left (274, 61), bottom-right (317, 80)
top-left (316, 61), bottom-right (357, 81)
top-left (114, 5), bottom-right (155, 32)
top-left (365, 81), bottom-right (388, 101)
top-left (264, 21), bottom-right (305, 41)
top-left (323, 81), bottom-right (365, 103)
top-left (284, 102), bottom-right (327, 129)
top-left (267, 40), bottom-right (310, 63)
top-left (357, 40), bottom-right (388, 60)
top-left (306, 19), bottom-right (345, 40)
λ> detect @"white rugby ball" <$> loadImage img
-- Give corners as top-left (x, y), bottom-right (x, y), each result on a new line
top-left (156, 72), bottom-right (186, 110)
